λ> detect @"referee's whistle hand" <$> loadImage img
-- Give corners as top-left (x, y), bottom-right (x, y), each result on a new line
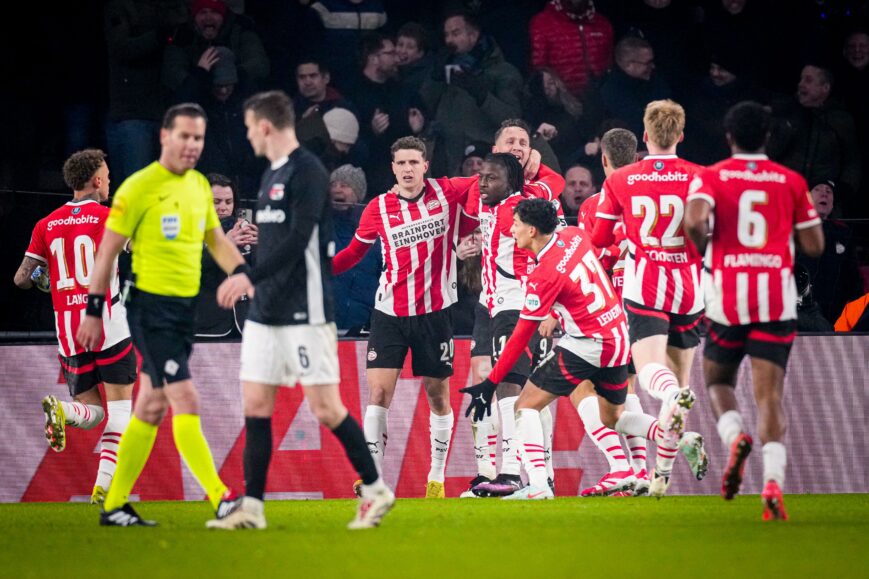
top-left (76, 316), bottom-right (103, 351)
top-left (217, 274), bottom-right (254, 309)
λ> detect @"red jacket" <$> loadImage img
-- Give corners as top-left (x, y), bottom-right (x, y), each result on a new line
top-left (530, 2), bottom-right (613, 96)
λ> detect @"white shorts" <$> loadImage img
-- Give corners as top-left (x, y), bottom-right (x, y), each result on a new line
top-left (240, 321), bottom-right (340, 387)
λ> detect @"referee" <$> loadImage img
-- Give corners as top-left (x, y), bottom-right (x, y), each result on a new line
top-left (78, 103), bottom-right (247, 527)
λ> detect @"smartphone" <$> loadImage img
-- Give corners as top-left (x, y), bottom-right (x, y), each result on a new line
top-left (238, 208), bottom-right (253, 223)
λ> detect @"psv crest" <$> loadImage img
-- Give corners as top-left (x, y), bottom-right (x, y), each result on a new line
top-left (426, 199), bottom-right (440, 211)
top-left (654, 161), bottom-right (665, 171)
top-left (269, 183), bottom-right (285, 201)
top-left (71, 207), bottom-right (81, 215)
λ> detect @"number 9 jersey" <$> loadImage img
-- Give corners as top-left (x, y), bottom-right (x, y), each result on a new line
top-left (595, 155), bottom-right (705, 316)
top-left (25, 199), bottom-right (129, 356)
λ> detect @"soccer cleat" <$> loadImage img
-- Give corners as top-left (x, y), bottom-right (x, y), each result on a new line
top-left (472, 473), bottom-right (523, 497)
top-left (633, 469), bottom-right (651, 496)
top-left (648, 469), bottom-right (671, 499)
top-left (658, 388), bottom-right (696, 443)
top-left (721, 433), bottom-right (753, 500)
top-left (214, 488), bottom-right (243, 520)
top-left (425, 480), bottom-right (445, 498)
top-left (353, 479), bottom-right (363, 498)
top-left (347, 488), bottom-right (395, 530)
top-left (761, 480), bottom-right (788, 521)
top-left (41, 395), bottom-right (67, 452)
top-left (679, 431), bottom-right (709, 481)
top-left (206, 497), bottom-right (267, 530)
top-left (501, 484), bottom-right (553, 500)
top-left (100, 503), bottom-right (157, 527)
top-left (91, 485), bottom-right (107, 505)
top-left (580, 469), bottom-right (637, 497)
top-left (460, 475), bottom-right (492, 498)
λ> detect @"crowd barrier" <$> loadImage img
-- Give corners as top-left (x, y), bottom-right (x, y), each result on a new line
top-left (1, 337), bottom-right (866, 502)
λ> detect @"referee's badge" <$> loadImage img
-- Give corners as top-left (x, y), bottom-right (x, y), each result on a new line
top-left (269, 183), bottom-right (285, 201)
top-left (161, 214), bottom-right (180, 240)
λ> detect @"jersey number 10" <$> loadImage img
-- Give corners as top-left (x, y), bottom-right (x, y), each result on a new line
top-left (49, 235), bottom-right (96, 290)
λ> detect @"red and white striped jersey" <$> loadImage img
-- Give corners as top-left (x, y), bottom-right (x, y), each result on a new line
top-left (596, 155), bottom-right (704, 314)
top-left (478, 192), bottom-right (534, 316)
top-left (25, 200), bottom-right (129, 356)
top-left (688, 154), bottom-right (821, 325)
top-left (353, 176), bottom-right (475, 317)
top-left (521, 227), bottom-right (630, 368)
top-left (466, 164), bottom-right (567, 228)
top-left (580, 193), bottom-right (628, 298)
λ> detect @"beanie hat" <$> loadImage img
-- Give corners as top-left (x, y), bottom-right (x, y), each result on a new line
top-left (462, 140), bottom-right (491, 163)
top-left (211, 47), bottom-right (238, 85)
top-left (330, 164), bottom-right (367, 201)
top-left (322, 108), bottom-right (360, 146)
top-left (192, 0), bottom-right (227, 17)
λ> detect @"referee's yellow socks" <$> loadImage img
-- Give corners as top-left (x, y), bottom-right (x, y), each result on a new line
top-left (172, 413), bottom-right (228, 509)
top-left (104, 416), bottom-right (158, 512)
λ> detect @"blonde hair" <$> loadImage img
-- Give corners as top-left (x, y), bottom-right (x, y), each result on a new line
top-left (643, 99), bottom-right (685, 149)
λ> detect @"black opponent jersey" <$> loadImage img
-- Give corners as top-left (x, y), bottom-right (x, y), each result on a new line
top-left (247, 147), bottom-right (335, 326)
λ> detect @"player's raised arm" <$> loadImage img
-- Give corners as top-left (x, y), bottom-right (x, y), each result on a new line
top-left (13, 256), bottom-right (44, 289)
top-left (77, 229), bottom-right (128, 350)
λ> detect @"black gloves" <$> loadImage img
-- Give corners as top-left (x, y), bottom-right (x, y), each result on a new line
top-left (451, 70), bottom-right (489, 106)
top-left (459, 378), bottom-right (497, 422)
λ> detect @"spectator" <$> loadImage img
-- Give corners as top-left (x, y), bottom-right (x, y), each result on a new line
top-left (104, 0), bottom-right (188, 188)
top-left (524, 68), bottom-right (594, 168)
top-left (797, 180), bottom-right (864, 325)
top-left (308, 0), bottom-right (388, 92)
top-left (354, 32), bottom-right (427, 195)
top-left (195, 173), bottom-right (256, 338)
top-left (597, 35), bottom-right (671, 140)
top-left (701, 0), bottom-right (775, 90)
top-left (293, 60), bottom-right (356, 120)
top-left (794, 263), bottom-right (834, 332)
top-left (420, 11), bottom-right (523, 176)
top-left (396, 22), bottom-right (434, 95)
top-left (561, 163), bottom-right (596, 222)
top-left (162, 0), bottom-right (269, 94)
top-left (835, 29), bottom-right (869, 217)
top-left (769, 64), bottom-right (862, 217)
top-left (834, 292), bottom-right (869, 332)
top-left (329, 165), bottom-right (380, 334)
top-left (529, 0), bottom-right (613, 97)
top-left (458, 141), bottom-right (490, 177)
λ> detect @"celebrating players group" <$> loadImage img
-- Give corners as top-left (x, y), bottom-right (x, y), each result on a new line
top-left (16, 91), bottom-right (822, 529)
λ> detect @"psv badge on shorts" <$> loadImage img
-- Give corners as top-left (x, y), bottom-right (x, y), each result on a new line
top-left (161, 214), bottom-right (181, 240)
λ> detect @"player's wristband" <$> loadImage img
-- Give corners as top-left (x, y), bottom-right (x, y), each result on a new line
top-left (233, 263), bottom-right (251, 277)
top-left (86, 294), bottom-right (105, 318)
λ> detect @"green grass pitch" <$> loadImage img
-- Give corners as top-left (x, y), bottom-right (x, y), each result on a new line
top-left (1, 495), bottom-right (866, 578)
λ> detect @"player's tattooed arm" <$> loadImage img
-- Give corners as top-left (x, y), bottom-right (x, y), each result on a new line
top-left (13, 256), bottom-right (44, 289)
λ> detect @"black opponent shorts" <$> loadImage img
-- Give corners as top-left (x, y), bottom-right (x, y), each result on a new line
top-left (367, 308), bottom-right (454, 378)
top-left (471, 303), bottom-right (493, 358)
top-left (624, 299), bottom-right (703, 349)
top-left (530, 346), bottom-right (629, 405)
top-left (491, 310), bottom-right (552, 386)
top-left (704, 319), bottom-right (797, 371)
top-left (59, 337), bottom-right (137, 397)
top-left (127, 288), bottom-right (195, 387)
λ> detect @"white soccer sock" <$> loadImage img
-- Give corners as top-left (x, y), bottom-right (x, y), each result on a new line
top-left (61, 401), bottom-right (104, 429)
top-left (763, 442), bottom-right (787, 487)
top-left (717, 410), bottom-right (746, 448)
top-left (498, 396), bottom-right (521, 476)
top-left (577, 396), bottom-right (629, 472)
top-left (540, 404), bottom-right (554, 481)
top-left (363, 405), bottom-right (388, 475)
top-left (516, 409), bottom-right (549, 489)
top-left (624, 394), bottom-right (648, 473)
top-left (638, 363), bottom-right (681, 402)
top-left (428, 412), bottom-right (453, 483)
top-left (614, 411), bottom-right (677, 475)
top-left (472, 413), bottom-right (498, 480)
top-left (94, 399), bottom-right (131, 489)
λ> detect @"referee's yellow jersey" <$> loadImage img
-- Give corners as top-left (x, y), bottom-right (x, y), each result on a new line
top-left (106, 162), bottom-right (220, 297)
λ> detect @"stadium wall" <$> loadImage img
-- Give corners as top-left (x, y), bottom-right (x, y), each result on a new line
top-left (1, 337), bottom-right (866, 502)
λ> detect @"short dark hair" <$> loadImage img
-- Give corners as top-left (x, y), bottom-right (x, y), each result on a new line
top-left (162, 102), bottom-right (207, 130)
top-left (359, 32), bottom-right (391, 68)
top-left (600, 128), bottom-right (638, 169)
top-left (514, 198), bottom-right (558, 235)
top-left (206, 172), bottom-right (239, 211)
top-left (390, 136), bottom-right (427, 159)
top-left (397, 22), bottom-right (429, 54)
top-left (63, 149), bottom-right (106, 191)
top-left (483, 152), bottom-right (524, 194)
top-left (444, 10), bottom-right (481, 33)
top-left (723, 101), bottom-right (770, 152)
top-left (493, 118), bottom-right (531, 142)
top-left (296, 58), bottom-right (329, 75)
top-left (243, 90), bottom-right (295, 129)
top-left (805, 62), bottom-right (834, 87)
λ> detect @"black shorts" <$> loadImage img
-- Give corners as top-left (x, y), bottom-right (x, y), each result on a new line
top-left (704, 319), bottom-right (796, 371)
top-left (470, 303), bottom-right (493, 358)
top-left (530, 347), bottom-right (629, 405)
top-left (624, 299), bottom-right (703, 349)
top-left (127, 288), bottom-right (195, 387)
top-left (367, 308), bottom-right (454, 378)
top-left (59, 338), bottom-right (137, 397)
top-left (491, 310), bottom-right (552, 386)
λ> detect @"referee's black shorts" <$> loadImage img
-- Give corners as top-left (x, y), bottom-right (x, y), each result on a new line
top-left (127, 288), bottom-right (195, 387)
